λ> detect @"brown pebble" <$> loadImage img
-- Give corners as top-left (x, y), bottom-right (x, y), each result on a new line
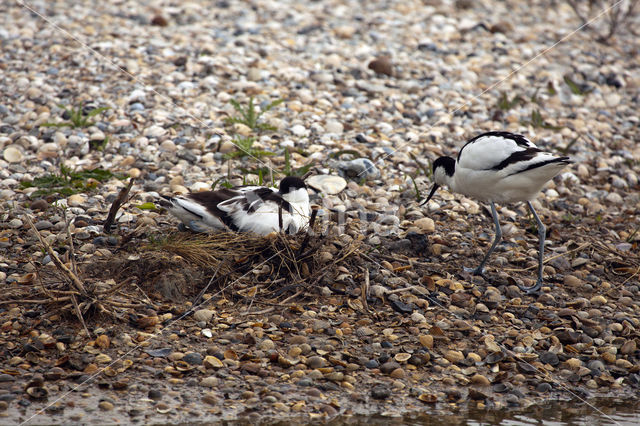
top-left (368, 56), bottom-right (393, 77)
top-left (419, 335), bottom-right (434, 349)
top-left (306, 356), bottom-right (327, 369)
top-left (444, 350), bottom-right (464, 364)
top-left (615, 359), bottom-right (633, 369)
top-left (602, 352), bottom-right (616, 364)
top-left (390, 368), bottom-right (405, 379)
top-left (564, 275), bottom-right (582, 288)
top-left (289, 335), bottom-right (307, 345)
top-left (151, 15), bottom-right (168, 27)
top-left (489, 21), bottom-right (513, 34)
top-left (30, 199), bottom-right (49, 211)
top-left (470, 374), bottom-right (490, 386)
top-left (202, 392), bottom-right (218, 405)
top-left (621, 340), bottom-right (637, 355)
top-left (95, 334), bottom-right (110, 349)
top-left (98, 401), bottom-right (114, 411)
top-left (455, 0), bottom-right (473, 9)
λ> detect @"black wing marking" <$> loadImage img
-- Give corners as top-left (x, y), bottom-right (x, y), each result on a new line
top-left (458, 131), bottom-right (532, 161)
top-left (490, 147), bottom-right (542, 170)
top-left (187, 189), bottom-right (242, 231)
top-left (243, 187), bottom-right (292, 214)
top-left (507, 156), bottom-right (573, 176)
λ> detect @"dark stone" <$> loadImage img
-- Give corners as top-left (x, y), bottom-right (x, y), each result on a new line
top-left (485, 352), bottom-right (505, 364)
top-left (380, 361), bottom-right (401, 375)
top-left (183, 352), bottom-right (203, 366)
top-left (468, 388), bottom-right (488, 400)
top-left (539, 352), bottom-right (559, 366)
top-left (371, 385), bottom-right (391, 400)
top-left (364, 359), bottom-right (379, 369)
top-left (389, 299), bottom-right (414, 314)
top-left (148, 389), bottom-right (163, 401)
top-left (536, 382), bottom-right (553, 393)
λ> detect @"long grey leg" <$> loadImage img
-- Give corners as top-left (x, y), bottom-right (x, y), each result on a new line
top-left (518, 201), bottom-right (546, 293)
top-left (468, 202), bottom-right (502, 276)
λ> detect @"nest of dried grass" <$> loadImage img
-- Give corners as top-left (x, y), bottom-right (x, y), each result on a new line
top-left (138, 222), bottom-right (363, 306)
top-left (3, 211), bottom-right (365, 327)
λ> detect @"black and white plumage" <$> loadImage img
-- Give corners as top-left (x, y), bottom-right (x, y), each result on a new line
top-left (159, 176), bottom-right (310, 235)
top-left (421, 131), bottom-right (573, 293)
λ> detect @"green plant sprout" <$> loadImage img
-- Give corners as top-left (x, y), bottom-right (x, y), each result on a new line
top-left (19, 165), bottom-right (125, 198)
top-left (42, 104), bottom-right (110, 129)
top-left (283, 148), bottom-right (312, 178)
top-left (224, 135), bottom-right (276, 160)
top-left (496, 92), bottom-right (525, 111)
top-left (520, 109), bottom-right (563, 130)
top-left (224, 97), bottom-right (283, 132)
top-left (564, 75), bottom-right (594, 96)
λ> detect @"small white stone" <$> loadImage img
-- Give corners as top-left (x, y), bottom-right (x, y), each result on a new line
top-left (160, 140), bottom-right (177, 152)
top-left (191, 182), bottom-right (210, 192)
top-left (193, 309), bottom-right (215, 323)
top-left (306, 175), bottom-right (347, 195)
top-left (144, 125), bottom-right (166, 138)
top-left (290, 124), bottom-right (309, 137)
top-left (90, 130), bottom-right (106, 141)
top-left (605, 192), bottom-right (623, 204)
top-left (375, 122), bottom-right (393, 134)
top-left (247, 67), bottom-right (261, 81)
top-left (325, 120), bottom-right (344, 134)
top-left (3, 146), bottom-right (23, 163)
top-left (414, 217), bottom-right (435, 233)
top-left (67, 193), bottom-right (87, 207)
top-left (411, 312), bottom-right (426, 323)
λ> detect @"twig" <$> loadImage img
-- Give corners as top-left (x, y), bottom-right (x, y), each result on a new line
top-left (368, 252), bottom-right (439, 268)
top-left (244, 307), bottom-right (275, 316)
top-left (96, 277), bottom-right (136, 296)
top-left (105, 301), bottom-right (150, 309)
top-left (103, 178), bottom-right (135, 233)
top-left (63, 209), bottom-right (77, 276)
top-left (386, 285), bottom-right (421, 295)
top-left (361, 268), bottom-right (370, 311)
top-left (0, 297), bottom-right (71, 305)
top-left (296, 206), bottom-right (319, 257)
top-left (71, 294), bottom-right (91, 338)
top-left (24, 214), bottom-right (87, 296)
top-left (279, 289), bottom-right (303, 305)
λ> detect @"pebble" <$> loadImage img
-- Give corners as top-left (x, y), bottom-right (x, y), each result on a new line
top-left (368, 56), bottom-right (394, 76)
top-left (193, 309), bottom-right (215, 323)
top-left (325, 120), bottom-right (344, 134)
top-left (380, 361), bottom-right (401, 374)
top-left (200, 376), bottom-right (219, 388)
top-left (183, 352), bottom-right (203, 365)
top-left (371, 385), bottom-right (391, 400)
top-left (67, 194), bottom-right (87, 207)
top-left (306, 356), bottom-right (327, 369)
top-left (8, 218), bottom-right (23, 229)
top-left (414, 217), bottom-right (435, 233)
top-left (3, 146), bottom-right (23, 163)
top-left (333, 158), bottom-right (380, 180)
top-left (98, 401), bottom-right (114, 411)
top-left (444, 350), bottom-right (465, 364)
top-left (306, 175), bottom-right (347, 195)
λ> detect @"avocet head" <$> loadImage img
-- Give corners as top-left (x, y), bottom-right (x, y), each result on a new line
top-left (279, 176), bottom-right (309, 204)
top-left (420, 156), bottom-right (456, 206)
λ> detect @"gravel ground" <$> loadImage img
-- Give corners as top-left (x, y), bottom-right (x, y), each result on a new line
top-left (1, 0), bottom-right (640, 423)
